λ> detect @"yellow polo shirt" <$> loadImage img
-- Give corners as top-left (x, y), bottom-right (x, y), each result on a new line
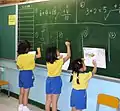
top-left (16, 54), bottom-right (35, 70)
top-left (72, 72), bottom-right (92, 90)
top-left (46, 58), bottom-right (63, 77)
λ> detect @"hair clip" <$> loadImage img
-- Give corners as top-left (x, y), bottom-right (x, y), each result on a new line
top-left (78, 61), bottom-right (81, 64)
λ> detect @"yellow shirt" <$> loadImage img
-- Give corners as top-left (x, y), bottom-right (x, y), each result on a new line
top-left (16, 54), bottom-right (35, 70)
top-left (46, 59), bottom-right (63, 77)
top-left (72, 72), bottom-right (92, 90)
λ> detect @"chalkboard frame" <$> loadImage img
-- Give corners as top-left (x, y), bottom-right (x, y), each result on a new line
top-left (1, 0), bottom-right (120, 80)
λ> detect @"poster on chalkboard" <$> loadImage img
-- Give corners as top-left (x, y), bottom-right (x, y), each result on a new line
top-left (83, 47), bottom-right (106, 69)
top-left (8, 15), bottom-right (16, 25)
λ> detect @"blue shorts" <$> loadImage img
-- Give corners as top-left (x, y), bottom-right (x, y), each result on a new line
top-left (70, 89), bottom-right (87, 110)
top-left (19, 70), bottom-right (34, 89)
top-left (46, 76), bottom-right (62, 94)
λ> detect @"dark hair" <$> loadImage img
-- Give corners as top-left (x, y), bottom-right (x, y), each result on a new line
top-left (17, 40), bottom-right (30, 55)
top-left (70, 58), bottom-right (84, 84)
top-left (24, 40), bottom-right (31, 51)
top-left (46, 46), bottom-right (58, 64)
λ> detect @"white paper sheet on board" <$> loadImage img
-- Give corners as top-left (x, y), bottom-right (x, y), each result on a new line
top-left (83, 47), bottom-right (106, 68)
top-left (28, 51), bottom-right (36, 57)
top-left (60, 53), bottom-right (70, 70)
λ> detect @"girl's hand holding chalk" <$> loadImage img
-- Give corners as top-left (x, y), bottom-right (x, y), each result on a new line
top-left (37, 47), bottom-right (40, 51)
top-left (65, 41), bottom-right (70, 46)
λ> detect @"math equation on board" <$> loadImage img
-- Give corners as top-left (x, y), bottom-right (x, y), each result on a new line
top-left (78, 0), bottom-right (120, 24)
top-left (19, 0), bottom-right (120, 25)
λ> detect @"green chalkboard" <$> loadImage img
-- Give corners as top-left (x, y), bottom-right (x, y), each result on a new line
top-left (0, 5), bottom-right (16, 59)
top-left (18, 0), bottom-right (120, 78)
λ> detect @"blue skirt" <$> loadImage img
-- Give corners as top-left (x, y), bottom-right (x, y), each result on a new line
top-left (70, 89), bottom-right (87, 110)
top-left (19, 70), bottom-right (34, 89)
top-left (46, 76), bottom-right (62, 94)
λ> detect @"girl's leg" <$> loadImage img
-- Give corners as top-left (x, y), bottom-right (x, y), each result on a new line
top-left (71, 107), bottom-right (76, 111)
top-left (51, 94), bottom-right (59, 111)
top-left (23, 88), bottom-right (30, 106)
top-left (18, 88), bottom-right (24, 111)
top-left (19, 87), bottom-right (24, 104)
top-left (22, 88), bottom-right (31, 111)
top-left (45, 94), bottom-right (52, 111)
top-left (72, 107), bottom-right (82, 111)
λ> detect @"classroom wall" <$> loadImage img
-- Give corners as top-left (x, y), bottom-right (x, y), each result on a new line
top-left (0, 59), bottom-right (120, 111)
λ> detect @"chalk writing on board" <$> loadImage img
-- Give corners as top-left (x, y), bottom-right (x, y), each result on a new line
top-left (79, 27), bottom-right (89, 52)
top-left (108, 32), bottom-right (116, 62)
top-left (79, 0), bottom-right (120, 21)
top-left (39, 4), bottom-right (71, 21)
top-left (35, 8), bottom-right (38, 14)
top-left (21, 5), bottom-right (31, 8)
top-left (81, 27), bottom-right (89, 38)
top-left (49, 31), bottom-right (64, 48)
top-left (108, 32), bottom-right (116, 39)
top-left (35, 32), bottom-right (39, 38)
top-left (79, 0), bottom-right (86, 8)
top-left (58, 32), bottom-right (63, 39)
top-left (34, 30), bottom-right (64, 50)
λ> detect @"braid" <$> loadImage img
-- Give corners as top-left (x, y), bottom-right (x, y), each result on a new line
top-left (70, 58), bottom-right (84, 84)
top-left (76, 72), bottom-right (80, 84)
top-left (70, 71), bottom-right (73, 82)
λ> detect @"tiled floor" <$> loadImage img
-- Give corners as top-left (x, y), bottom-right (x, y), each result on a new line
top-left (0, 93), bottom-right (44, 111)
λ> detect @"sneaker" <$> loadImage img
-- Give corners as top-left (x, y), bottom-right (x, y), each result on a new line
top-left (18, 104), bottom-right (23, 111)
top-left (23, 106), bottom-right (31, 111)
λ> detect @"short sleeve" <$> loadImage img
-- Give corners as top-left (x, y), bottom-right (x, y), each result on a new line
top-left (84, 71), bottom-right (93, 81)
top-left (16, 56), bottom-right (21, 68)
top-left (59, 58), bottom-right (64, 65)
top-left (28, 51), bottom-right (36, 58)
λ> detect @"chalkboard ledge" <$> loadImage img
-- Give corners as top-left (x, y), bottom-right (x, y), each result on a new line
top-left (93, 75), bottom-right (120, 83)
top-left (0, 58), bottom-right (120, 83)
top-left (36, 64), bottom-right (120, 83)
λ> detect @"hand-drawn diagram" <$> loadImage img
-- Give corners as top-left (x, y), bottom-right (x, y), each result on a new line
top-left (83, 47), bottom-right (106, 68)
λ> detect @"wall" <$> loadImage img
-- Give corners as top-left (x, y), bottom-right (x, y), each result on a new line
top-left (0, 59), bottom-right (120, 111)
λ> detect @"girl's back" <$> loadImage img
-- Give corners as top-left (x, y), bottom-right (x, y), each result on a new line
top-left (46, 58), bottom-right (63, 77)
top-left (72, 71), bottom-right (92, 90)
top-left (17, 53), bottom-right (35, 70)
